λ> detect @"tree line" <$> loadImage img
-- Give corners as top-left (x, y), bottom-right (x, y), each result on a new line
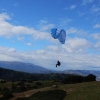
top-left (62, 74), bottom-right (96, 84)
top-left (0, 67), bottom-right (96, 83)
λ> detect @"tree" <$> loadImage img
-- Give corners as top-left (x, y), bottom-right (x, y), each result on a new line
top-left (85, 74), bottom-right (96, 82)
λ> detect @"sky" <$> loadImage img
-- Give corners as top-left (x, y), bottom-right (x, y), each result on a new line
top-left (0, 0), bottom-right (100, 71)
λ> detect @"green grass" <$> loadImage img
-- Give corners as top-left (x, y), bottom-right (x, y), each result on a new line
top-left (14, 81), bottom-right (100, 100)
top-left (62, 81), bottom-right (100, 100)
top-left (0, 80), bottom-right (62, 90)
top-left (0, 82), bottom-right (12, 89)
top-left (1, 81), bottom-right (100, 100)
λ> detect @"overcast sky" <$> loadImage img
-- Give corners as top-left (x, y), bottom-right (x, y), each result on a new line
top-left (0, 0), bottom-right (100, 70)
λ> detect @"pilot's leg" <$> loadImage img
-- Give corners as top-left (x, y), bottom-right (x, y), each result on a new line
top-left (56, 64), bottom-right (58, 67)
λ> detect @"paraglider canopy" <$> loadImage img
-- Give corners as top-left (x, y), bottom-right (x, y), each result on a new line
top-left (51, 28), bottom-right (60, 39)
top-left (51, 28), bottom-right (66, 44)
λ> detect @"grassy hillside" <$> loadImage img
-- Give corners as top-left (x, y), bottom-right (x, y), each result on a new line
top-left (0, 67), bottom-right (99, 100)
top-left (61, 81), bottom-right (100, 100)
top-left (13, 81), bottom-right (100, 100)
top-left (1, 81), bottom-right (99, 100)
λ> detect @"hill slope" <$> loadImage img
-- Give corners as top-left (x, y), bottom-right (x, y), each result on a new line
top-left (0, 67), bottom-right (36, 81)
top-left (10, 81), bottom-right (100, 100)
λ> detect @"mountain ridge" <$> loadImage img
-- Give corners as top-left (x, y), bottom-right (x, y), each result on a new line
top-left (0, 61), bottom-right (52, 73)
top-left (0, 61), bottom-right (100, 80)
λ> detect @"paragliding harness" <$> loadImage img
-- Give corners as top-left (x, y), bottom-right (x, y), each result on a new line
top-left (56, 60), bottom-right (61, 67)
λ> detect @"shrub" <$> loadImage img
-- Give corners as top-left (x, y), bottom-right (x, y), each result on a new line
top-left (17, 81), bottom-right (25, 86)
top-left (15, 89), bottom-right (66, 100)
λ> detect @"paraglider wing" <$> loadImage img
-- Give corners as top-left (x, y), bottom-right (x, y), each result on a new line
top-left (51, 28), bottom-right (60, 39)
top-left (50, 28), bottom-right (66, 67)
top-left (58, 29), bottom-right (66, 44)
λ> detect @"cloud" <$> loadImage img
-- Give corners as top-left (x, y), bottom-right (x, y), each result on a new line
top-left (17, 36), bottom-right (25, 41)
top-left (0, 46), bottom-right (20, 61)
top-left (69, 5), bottom-right (77, 9)
top-left (39, 20), bottom-right (48, 24)
top-left (59, 18), bottom-right (72, 26)
top-left (0, 13), bottom-right (11, 21)
top-left (93, 24), bottom-right (100, 28)
top-left (91, 5), bottom-right (100, 13)
top-left (94, 41), bottom-right (100, 48)
top-left (65, 5), bottom-right (77, 10)
top-left (8, 48), bottom-right (16, 52)
top-left (62, 38), bottom-right (90, 53)
top-left (77, 11), bottom-right (86, 17)
top-left (0, 8), bottom-right (7, 12)
top-left (0, 13), bottom-right (52, 41)
top-left (66, 27), bottom-right (86, 35)
top-left (0, 45), bottom-right (100, 70)
top-left (37, 19), bottom-right (55, 31)
top-left (26, 43), bottom-right (32, 46)
top-left (82, 0), bottom-right (94, 5)
top-left (91, 33), bottom-right (100, 40)
top-left (47, 46), bottom-right (59, 51)
top-left (39, 24), bottom-right (55, 31)
top-left (14, 2), bottom-right (19, 7)
top-left (92, 41), bottom-right (100, 53)
top-left (0, 13), bottom-right (100, 70)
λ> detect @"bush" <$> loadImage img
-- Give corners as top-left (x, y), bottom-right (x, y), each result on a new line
top-left (12, 82), bottom-right (27, 93)
top-left (0, 80), bottom-right (6, 83)
top-left (17, 81), bottom-right (25, 86)
top-left (63, 75), bottom-right (84, 84)
top-left (85, 74), bottom-right (96, 82)
top-left (36, 82), bottom-right (43, 86)
top-left (1, 89), bottom-right (13, 100)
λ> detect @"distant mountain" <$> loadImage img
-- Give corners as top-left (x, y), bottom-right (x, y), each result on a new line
top-left (62, 70), bottom-right (100, 81)
top-left (0, 61), bottom-right (100, 80)
top-left (0, 61), bottom-right (53, 73)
